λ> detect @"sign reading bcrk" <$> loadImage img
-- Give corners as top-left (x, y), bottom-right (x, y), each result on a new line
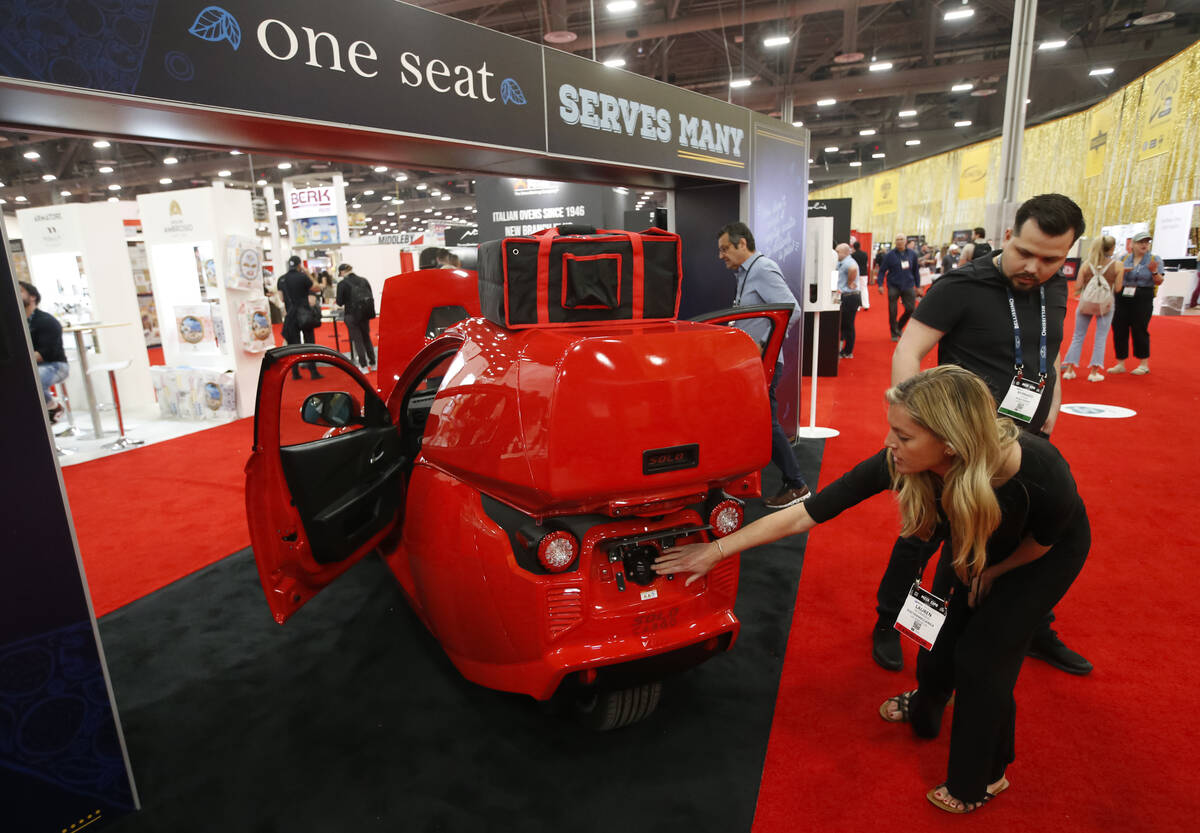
top-left (287, 186), bottom-right (337, 219)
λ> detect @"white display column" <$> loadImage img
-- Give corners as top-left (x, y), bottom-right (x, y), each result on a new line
top-left (18, 201), bottom-right (155, 412)
top-left (136, 185), bottom-right (267, 418)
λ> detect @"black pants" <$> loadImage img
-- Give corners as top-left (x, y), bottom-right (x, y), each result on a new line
top-left (345, 317), bottom-right (375, 368)
top-left (768, 362), bottom-right (807, 490)
top-left (1110, 287), bottom-right (1154, 360)
top-left (887, 286), bottom-right (916, 337)
top-left (906, 515), bottom-right (1089, 802)
top-left (839, 291), bottom-right (861, 354)
top-left (283, 317), bottom-right (321, 378)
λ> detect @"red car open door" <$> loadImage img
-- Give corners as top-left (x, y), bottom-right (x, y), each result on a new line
top-left (691, 303), bottom-right (796, 384)
top-left (245, 345), bottom-right (410, 623)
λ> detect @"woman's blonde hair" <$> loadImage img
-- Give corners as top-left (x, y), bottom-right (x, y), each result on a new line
top-left (1087, 235), bottom-right (1116, 267)
top-left (885, 366), bottom-right (1020, 580)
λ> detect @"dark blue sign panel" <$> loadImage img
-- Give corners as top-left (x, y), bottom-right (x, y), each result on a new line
top-left (544, 48), bottom-right (752, 182)
top-left (749, 115), bottom-right (809, 436)
top-left (0, 239), bottom-right (138, 828)
top-left (0, 0), bottom-right (547, 153)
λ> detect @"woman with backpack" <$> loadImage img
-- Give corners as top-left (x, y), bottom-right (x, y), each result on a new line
top-left (1061, 235), bottom-right (1121, 382)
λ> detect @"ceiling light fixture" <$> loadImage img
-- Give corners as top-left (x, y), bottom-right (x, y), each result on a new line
top-left (218, 170), bottom-right (231, 177)
top-left (394, 173), bottom-right (408, 181)
top-left (382, 194), bottom-right (392, 201)
top-left (607, 0), bottom-right (636, 12)
top-left (93, 140), bottom-right (111, 148)
top-left (603, 58), bottom-right (626, 68)
top-left (898, 109), bottom-right (917, 118)
top-left (906, 139), bottom-right (921, 146)
top-left (763, 35), bottom-right (790, 48)
top-left (849, 161), bottom-right (863, 167)
top-left (824, 146), bottom-right (839, 153)
top-left (108, 183), bottom-right (121, 190)
top-left (951, 83), bottom-right (974, 92)
top-left (60, 189), bottom-right (71, 196)
top-left (1089, 67), bottom-right (1114, 76)
top-left (163, 156), bottom-right (178, 165)
top-left (792, 120), bottom-right (804, 127)
top-left (107, 196), bottom-right (119, 203)
top-left (42, 174), bottom-right (56, 182)
top-left (374, 165), bottom-right (388, 172)
top-left (442, 194), bottom-right (451, 201)
top-left (872, 152), bottom-right (886, 159)
top-left (277, 162), bottom-right (292, 169)
top-left (23, 151), bottom-right (40, 160)
top-left (859, 128), bottom-right (877, 136)
top-left (160, 178), bottom-right (173, 185)
top-left (416, 183), bottom-right (427, 190)
top-left (98, 166), bottom-right (114, 173)
top-left (256, 178), bottom-right (267, 186)
top-left (363, 189), bottom-right (375, 195)
top-left (816, 98), bottom-right (836, 107)
top-left (15, 196), bottom-right (27, 202)
top-left (729, 78), bottom-right (752, 89)
top-left (1038, 40), bottom-right (1067, 50)
top-left (944, 7), bottom-right (975, 21)
top-left (868, 62), bottom-right (893, 72)
top-left (230, 150), bottom-right (243, 156)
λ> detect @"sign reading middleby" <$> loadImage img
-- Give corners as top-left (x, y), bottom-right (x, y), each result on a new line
top-left (135, 1), bottom-right (545, 152)
top-left (544, 48), bottom-right (752, 182)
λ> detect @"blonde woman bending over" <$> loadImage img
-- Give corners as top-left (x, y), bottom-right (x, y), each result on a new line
top-left (654, 366), bottom-right (1090, 814)
top-left (1062, 236), bottom-right (1122, 382)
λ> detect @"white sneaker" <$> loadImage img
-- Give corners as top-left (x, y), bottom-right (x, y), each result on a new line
top-left (1061, 365), bottom-right (1076, 380)
top-left (1088, 370), bottom-right (1104, 382)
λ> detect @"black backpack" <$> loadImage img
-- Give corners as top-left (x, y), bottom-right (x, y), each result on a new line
top-left (347, 276), bottom-right (374, 319)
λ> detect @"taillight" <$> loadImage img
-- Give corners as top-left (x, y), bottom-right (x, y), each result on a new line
top-left (537, 530), bottom-right (579, 572)
top-left (708, 499), bottom-right (744, 537)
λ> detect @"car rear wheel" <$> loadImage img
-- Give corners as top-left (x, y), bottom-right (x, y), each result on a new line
top-left (573, 681), bottom-right (663, 731)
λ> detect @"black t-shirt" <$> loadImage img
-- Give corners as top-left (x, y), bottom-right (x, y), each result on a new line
top-left (805, 433), bottom-right (1087, 568)
top-left (971, 241), bottom-right (993, 260)
top-left (28, 308), bottom-right (67, 364)
top-left (851, 249), bottom-right (869, 277)
top-left (277, 269), bottom-right (314, 313)
top-left (913, 254), bottom-right (1067, 433)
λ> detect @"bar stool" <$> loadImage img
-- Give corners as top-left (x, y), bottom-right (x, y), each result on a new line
top-left (88, 360), bottom-right (145, 451)
top-left (51, 381), bottom-right (77, 437)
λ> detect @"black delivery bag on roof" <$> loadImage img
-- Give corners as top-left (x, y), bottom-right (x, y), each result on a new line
top-left (477, 225), bottom-right (682, 329)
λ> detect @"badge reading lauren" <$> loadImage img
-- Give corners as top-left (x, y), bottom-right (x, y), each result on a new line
top-left (894, 581), bottom-right (948, 650)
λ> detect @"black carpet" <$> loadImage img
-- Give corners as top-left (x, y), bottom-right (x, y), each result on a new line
top-left (99, 450), bottom-right (822, 833)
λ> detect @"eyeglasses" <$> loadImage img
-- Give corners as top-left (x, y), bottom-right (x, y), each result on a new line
top-left (718, 243), bottom-right (734, 254)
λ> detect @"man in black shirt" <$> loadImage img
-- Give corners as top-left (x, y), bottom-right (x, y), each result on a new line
top-left (20, 281), bottom-right (69, 421)
top-left (335, 263), bottom-right (376, 371)
top-left (277, 255), bottom-right (323, 380)
top-left (971, 227), bottom-right (992, 260)
top-left (871, 194), bottom-right (1093, 676)
top-left (850, 239), bottom-right (870, 284)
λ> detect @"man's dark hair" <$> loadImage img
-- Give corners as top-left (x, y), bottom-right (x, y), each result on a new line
top-left (19, 280), bottom-right (40, 303)
top-left (1014, 193), bottom-right (1086, 242)
top-left (973, 227), bottom-right (986, 238)
top-left (418, 247), bottom-right (442, 269)
top-left (852, 240), bottom-right (862, 250)
top-left (719, 222), bottom-right (755, 251)
top-left (287, 255), bottom-right (302, 268)
top-left (338, 263), bottom-right (352, 274)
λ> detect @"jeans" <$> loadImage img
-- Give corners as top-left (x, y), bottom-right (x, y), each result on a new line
top-left (839, 291), bottom-right (861, 354)
top-left (768, 362), bottom-right (807, 490)
top-left (887, 286), bottom-right (916, 337)
top-left (38, 361), bottom-right (69, 404)
top-left (1063, 305), bottom-right (1115, 368)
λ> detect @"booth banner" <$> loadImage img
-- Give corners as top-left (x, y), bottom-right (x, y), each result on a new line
top-left (224, 235), bottom-right (262, 290)
top-left (238, 298), bottom-right (275, 352)
top-left (873, 172), bottom-right (899, 214)
top-left (1136, 63), bottom-right (1181, 161)
top-left (957, 144), bottom-right (989, 201)
top-left (1084, 98), bottom-right (1117, 178)
top-left (1153, 200), bottom-right (1200, 260)
top-left (285, 185), bottom-right (340, 220)
top-left (476, 177), bottom-right (607, 240)
top-left (544, 48), bottom-right (753, 181)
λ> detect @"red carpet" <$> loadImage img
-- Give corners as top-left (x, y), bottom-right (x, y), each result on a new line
top-left (752, 298), bottom-right (1200, 831)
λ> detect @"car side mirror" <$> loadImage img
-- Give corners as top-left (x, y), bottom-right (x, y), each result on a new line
top-left (301, 391), bottom-right (362, 428)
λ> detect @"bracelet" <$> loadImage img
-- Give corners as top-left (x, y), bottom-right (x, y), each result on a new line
top-left (715, 539), bottom-right (726, 558)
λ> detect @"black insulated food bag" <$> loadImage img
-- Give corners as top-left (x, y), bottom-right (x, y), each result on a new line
top-left (478, 225), bottom-right (682, 329)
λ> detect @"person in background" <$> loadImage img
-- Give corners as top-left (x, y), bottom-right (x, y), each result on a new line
top-left (971, 227), bottom-right (992, 260)
top-left (277, 255), bottom-right (323, 380)
top-left (874, 193), bottom-right (1092, 678)
top-left (335, 263), bottom-right (376, 372)
top-left (942, 244), bottom-right (960, 276)
top-left (717, 221), bottom-right (811, 509)
top-left (19, 281), bottom-right (69, 422)
top-left (418, 247), bottom-right (443, 269)
top-left (316, 269), bottom-right (336, 303)
top-left (438, 249), bottom-right (461, 268)
top-left (850, 239), bottom-right (870, 286)
top-left (654, 365), bottom-right (1091, 815)
top-left (873, 245), bottom-right (887, 294)
top-left (836, 243), bottom-right (861, 359)
top-left (959, 242), bottom-right (976, 263)
top-left (1108, 231), bottom-right (1162, 376)
top-left (1062, 235), bottom-right (1121, 382)
top-left (879, 234), bottom-right (920, 341)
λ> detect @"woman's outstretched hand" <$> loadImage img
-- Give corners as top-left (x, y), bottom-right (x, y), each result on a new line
top-left (653, 541), bottom-right (724, 586)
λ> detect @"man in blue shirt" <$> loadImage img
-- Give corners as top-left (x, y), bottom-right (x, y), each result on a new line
top-left (879, 234), bottom-right (920, 341)
top-left (718, 222), bottom-right (810, 509)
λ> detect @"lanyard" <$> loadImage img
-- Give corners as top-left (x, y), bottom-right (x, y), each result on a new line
top-left (734, 254), bottom-right (763, 306)
top-left (1006, 286), bottom-right (1047, 384)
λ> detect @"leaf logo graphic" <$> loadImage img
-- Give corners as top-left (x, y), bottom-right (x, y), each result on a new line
top-left (500, 78), bottom-right (527, 105)
top-left (189, 6), bottom-right (243, 50)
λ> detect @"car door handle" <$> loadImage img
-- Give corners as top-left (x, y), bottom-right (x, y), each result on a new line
top-left (369, 443), bottom-right (386, 464)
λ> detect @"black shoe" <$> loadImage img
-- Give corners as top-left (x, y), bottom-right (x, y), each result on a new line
top-left (873, 626), bottom-right (903, 671)
top-left (47, 403), bottom-right (65, 423)
top-left (1027, 628), bottom-right (1092, 675)
top-left (310, 371), bottom-right (324, 380)
top-left (763, 484), bottom-right (811, 509)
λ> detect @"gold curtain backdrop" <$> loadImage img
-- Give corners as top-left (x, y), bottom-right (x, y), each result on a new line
top-left (810, 38), bottom-right (1200, 245)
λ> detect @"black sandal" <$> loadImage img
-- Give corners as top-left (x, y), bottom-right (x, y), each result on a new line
top-left (878, 689), bottom-right (917, 722)
top-left (925, 777), bottom-right (1009, 814)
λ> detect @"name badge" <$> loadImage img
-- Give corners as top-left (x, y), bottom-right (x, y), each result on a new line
top-left (997, 375), bottom-right (1043, 423)
top-left (1122, 285), bottom-right (1136, 297)
top-left (894, 581), bottom-right (948, 650)
top-left (901, 261), bottom-right (910, 269)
